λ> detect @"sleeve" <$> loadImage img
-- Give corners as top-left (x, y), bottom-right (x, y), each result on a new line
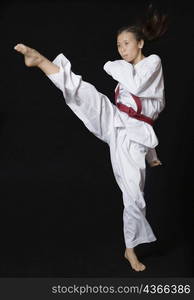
top-left (103, 55), bottom-right (163, 98)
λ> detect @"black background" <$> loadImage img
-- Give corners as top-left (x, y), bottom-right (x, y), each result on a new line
top-left (0, 0), bottom-right (193, 277)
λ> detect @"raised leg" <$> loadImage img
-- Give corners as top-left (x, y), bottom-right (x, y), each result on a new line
top-left (14, 43), bottom-right (118, 144)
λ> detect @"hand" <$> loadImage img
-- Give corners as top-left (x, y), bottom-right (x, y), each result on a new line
top-left (149, 160), bottom-right (162, 167)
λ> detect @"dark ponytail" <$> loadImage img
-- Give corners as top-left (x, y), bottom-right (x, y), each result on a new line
top-left (117, 2), bottom-right (169, 43)
top-left (139, 3), bottom-right (169, 41)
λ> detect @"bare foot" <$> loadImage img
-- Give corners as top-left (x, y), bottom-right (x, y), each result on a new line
top-left (14, 43), bottom-right (44, 67)
top-left (124, 248), bottom-right (146, 271)
top-left (149, 160), bottom-right (162, 167)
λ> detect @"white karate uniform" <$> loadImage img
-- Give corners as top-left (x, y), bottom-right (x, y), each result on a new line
top-left (47, 53), bottom-right (165, 248)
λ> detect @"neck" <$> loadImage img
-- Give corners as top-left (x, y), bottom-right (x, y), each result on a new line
top-left (131, 53), bottom-right (145, 65)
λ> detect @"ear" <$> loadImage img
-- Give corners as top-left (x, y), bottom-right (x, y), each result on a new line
top-left (139, 39), bottom-right (144, 49)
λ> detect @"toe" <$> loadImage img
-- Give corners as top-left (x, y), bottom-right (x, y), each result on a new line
top-left (140, 264), bottom-right (146, 271)
top-left (14, 44), bottom-right (27, 54)
top-left (14, 45), bottom-right (19, 50)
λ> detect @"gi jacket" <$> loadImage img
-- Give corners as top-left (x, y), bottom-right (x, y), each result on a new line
top-left (103, 54), bottom-right (165, 148)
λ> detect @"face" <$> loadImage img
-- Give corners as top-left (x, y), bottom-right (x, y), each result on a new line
top-left (117, 31), bottom-right (144, 64)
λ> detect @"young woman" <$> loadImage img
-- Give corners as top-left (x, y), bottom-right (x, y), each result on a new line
top-left (14, 4), bottom-right (168, 272)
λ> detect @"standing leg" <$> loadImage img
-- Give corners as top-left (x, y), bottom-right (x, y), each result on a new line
top-left (109, 129), bottom-right (156, 271)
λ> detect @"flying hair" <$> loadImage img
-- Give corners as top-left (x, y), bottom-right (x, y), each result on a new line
top-left (117, 2), bottom-right (169, 42)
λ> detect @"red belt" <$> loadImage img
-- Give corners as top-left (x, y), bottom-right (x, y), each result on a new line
top-left (115, 86), bottom-right (154, 126)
